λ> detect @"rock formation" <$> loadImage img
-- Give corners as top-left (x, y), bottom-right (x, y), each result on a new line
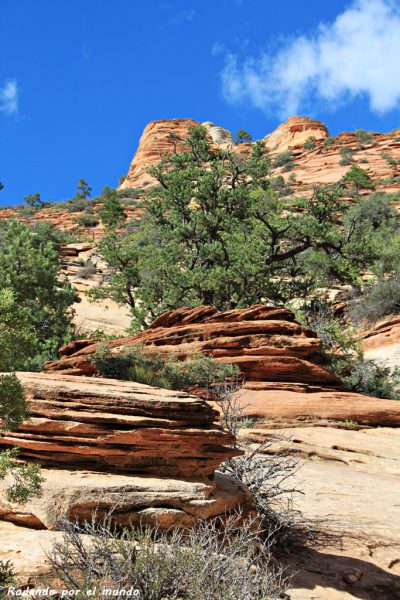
top-left (245, 425), bottom-right (400, 599)
top-left (118, 116), bottom-right (328, 191)
top-left (0, 372), bottom-right (253, 530)
top-left (60, 242), bottom-right (131, 335)
top-left (117, 116), bottom-right (400, 202)
top-left (263, 115), bottom-right (329, 152)
top-left (119, 118), bottom-right (200, 190)
top-left (45, 305), bottom-right (336, 384)
top-left (0, 372), bottom-right (239, 477)
top-left (44, 305), bottom-right (400, 427)
top-left (202, 121), bottom-right (234, 146)
top-left (360, 315), bottom-right (400, 370)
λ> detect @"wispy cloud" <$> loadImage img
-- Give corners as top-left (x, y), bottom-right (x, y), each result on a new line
top-left (219, 0), bottom-right (400, 118)
top-left (0, 80), bottom-right (18, 115)
top-left (169, 8), bottom-right (195, 25)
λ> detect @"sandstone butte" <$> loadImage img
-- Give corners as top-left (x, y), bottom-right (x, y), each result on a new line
top-left (45, 305), bottom-right (400, 428)
top-left (0, 371), bottom-right (254, 532)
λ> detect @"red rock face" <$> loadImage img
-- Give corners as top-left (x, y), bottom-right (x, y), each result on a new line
top-left (117, 115), bottom-right (400, 204)
top-left (0, 372), bottom-right (254, 530)
top-left (0, 372), bottom-right (239, 478)
top-left (45, 304), bottom-right (338, 386)
top-left (44, 305), bottom-right (400, 427)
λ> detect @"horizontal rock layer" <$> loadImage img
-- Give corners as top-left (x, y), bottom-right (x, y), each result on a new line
top-left (0, 372), bottom-right (239, 478)
top-left (359, 315), bottom-right (400, 371)
top-left (236, 387), bottom-right (400, 427)
top-left (44, 306), bottom-right (400, 427)
top-left (0, 468), bottom-right (251, 530)
top-left (45, 305), bottom-right (339, 387)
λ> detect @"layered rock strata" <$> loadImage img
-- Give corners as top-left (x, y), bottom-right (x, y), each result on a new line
top-left (44, 306), bottom-right (400, 427)
top-left (0, 372), bottom-right (253, 530)
top-left (117, 116), bottom-right (400, 203)
top-left (45, 305), bottom-right (337, 386)
top-left (0, 468), bottom-right (249, 531)
top-left (119, 118), bottom-right (199, 190)
top-left (0, 372), bottom-right (239, 477)
top-left (262, 115), bottom-right (329, 152)
top-left (359, 315), bottom-right (400, 370)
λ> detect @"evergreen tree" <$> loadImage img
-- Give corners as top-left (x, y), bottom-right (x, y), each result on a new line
top-left (24, 192), bottom-right (43, 209)
top-left (94, 126), bottom-right (398, 328)
top-left (0, 220), bottom-right (75, 365)
top-left (99, 187), bottom-right (127, 229)
top-left (76, 178), bottom-right (92, 200)
top-left (235, 129), bottom-right (252, 144)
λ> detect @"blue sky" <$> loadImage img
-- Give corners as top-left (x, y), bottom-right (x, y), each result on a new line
top-left (1, 0), bottom-right (400, 205)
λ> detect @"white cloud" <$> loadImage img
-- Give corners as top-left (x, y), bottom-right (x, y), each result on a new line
top-left (220, 0), bottom-right (400, 117)
top-left (0, 80), bottom-right (18, 115)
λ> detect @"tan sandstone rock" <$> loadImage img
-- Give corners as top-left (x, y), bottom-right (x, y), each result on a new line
top-left (263, 115), bottom-right (329, 152)
top-left (119, 118), bottom-right (200, 190)
top-left (359, 315), bottom-right (400, 370)
top-left (0, 468), bottom-right (251, 530)
top-left (243, 426), bottom-right (400, 599)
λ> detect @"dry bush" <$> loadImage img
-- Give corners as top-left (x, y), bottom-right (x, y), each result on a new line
top-left (46, 514), bottom-right (289, 599)
top-left (212, 381), bottom-right (311, 550)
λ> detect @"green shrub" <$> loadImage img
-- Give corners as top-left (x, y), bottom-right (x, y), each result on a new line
top-left (0, 288), bottom-right (37, 372)
top-left (0, 447), bottom-right (44, 503)
top-left (297, 299), bottom-right (400, 399)
top-left (0, 374), bottom-right (45, 503)
top-left (76, 213), bottom-right (99, 228)
top-left (270, 175), bottom-right (293, 195)
top-left (337, 420), bottom-right (359, 429)
top-left (273, 150), bottom-right (294, 168)
top-left (339, 147), bottom-right (355, 166)
top-left (76, 260), bottom-right (96, 279)
top-left (117, 187), bottom-right (143, 200)
top-left (303, 136), bottom-right (316, 150)
top-left (343, 165), bottom-right (375, 190)
top-left (99, 186), bottom-right (127, 229)
top-left (381, 151), bottom-right (400, 167)
top-left (296, 299), bottom-right (354, 358)
top-left (350, 276), bottom-right (400, 323)
top-left (164, 353), bottom-right (239, 389)
top-left (281, 161), bottom-right (295, 172)
top-left (354, 129), bottom-right (374, 145)
top-left (91, 344), bottom-right (239, 390)
top-left (323, 136), bottom-right (335, 148)
top-left (66, 197), bottom-right (95, 213)
top-left (0, 559), bottom-right (15, 587)
top-left (0, 373), bottom-right (28, 431)
top-left (342, 358), bottom-right (400, 399)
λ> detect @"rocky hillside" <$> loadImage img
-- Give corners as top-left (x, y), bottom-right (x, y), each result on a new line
top-left (2, 117), bottom-right (400, 598)
top-left (119, 116), bottom-right (400, 201)
top-left (4, 114), bottom-right (398, 237)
